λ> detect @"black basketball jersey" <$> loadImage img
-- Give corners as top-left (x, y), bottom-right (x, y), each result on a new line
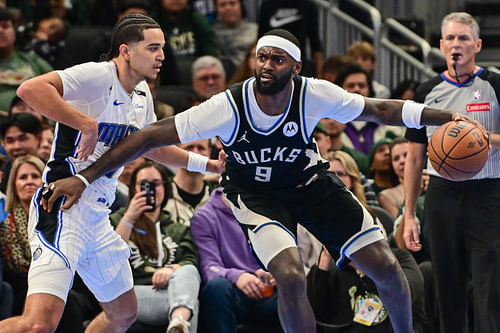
top-left (221, 75), bottom-right (328, 189)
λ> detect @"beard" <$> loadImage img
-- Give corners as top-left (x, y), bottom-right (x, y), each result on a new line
top-left (254, 68), bottom-right (293, 95)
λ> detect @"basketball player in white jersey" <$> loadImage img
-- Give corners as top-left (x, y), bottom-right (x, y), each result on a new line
top-left (0, 14), bottom-right (220, 333)
top-left (40, 29), bottom-right (483, 333)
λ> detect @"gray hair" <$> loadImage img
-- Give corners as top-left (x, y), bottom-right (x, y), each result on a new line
top-left (191, 56), bottom-right (226, 79)
top-left (441, 12), bottom-right (480, 40)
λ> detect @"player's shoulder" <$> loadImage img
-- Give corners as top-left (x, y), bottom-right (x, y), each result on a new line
top-left (478, 68), bottom-right (500, 89)
top-left (58, 61), bottom-right (114, 82)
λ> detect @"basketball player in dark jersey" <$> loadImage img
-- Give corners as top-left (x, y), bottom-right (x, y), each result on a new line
top-left (42, 29), bottom-right (481, 333)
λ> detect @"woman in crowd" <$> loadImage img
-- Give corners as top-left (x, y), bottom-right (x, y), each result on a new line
top-left (109, 161), bottom-right (200, 333)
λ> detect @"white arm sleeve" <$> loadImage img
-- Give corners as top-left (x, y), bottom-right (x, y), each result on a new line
top-left (175, 91), bottom-right (237, 143)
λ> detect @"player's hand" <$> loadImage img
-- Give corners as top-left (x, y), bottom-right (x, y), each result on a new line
top-left (41, 176), bottom-right (86, 212)
top-left (206, 150), bottom-right (227, 174)
top-left (236, 272), bottom-right (265, 300)
top-left (152, 266), bottom-right (176, 290)
top-left (402, 214), bottom-right (422, 252)
top-left (76, 120), bottom-right (98, 161)
top-left (122, 191), bottom-right (153, 223)
top-left (452, 113), bottom-right (488, 141)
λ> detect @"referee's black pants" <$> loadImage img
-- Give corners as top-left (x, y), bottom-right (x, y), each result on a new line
top-left (425, 176), bottom-right (500, 333)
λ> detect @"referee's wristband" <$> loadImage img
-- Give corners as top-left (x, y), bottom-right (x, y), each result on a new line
top-left (74, 174), bottom-right (90, 187)
top-left (187, 151), bottom-right (209, 174)
top-left (402, 100), bottom-right (425, 129)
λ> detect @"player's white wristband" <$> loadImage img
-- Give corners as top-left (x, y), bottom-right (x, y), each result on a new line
top-left (402, 100), bottom-right (425, 129)
top-left (74, 174), bottom-right (90, 187)
top-left (187, 151), bottom-right (209, 174)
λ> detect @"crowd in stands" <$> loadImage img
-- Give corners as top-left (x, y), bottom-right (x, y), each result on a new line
top-left (0, 0), bottom-right (479, 332)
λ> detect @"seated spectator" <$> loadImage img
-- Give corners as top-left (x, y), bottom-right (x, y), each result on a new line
top-left (190, 187), bottom-right (280, 333)
top-left (0, 113), bottom-right (42, 193)
top-left (227, 41), bottom-right (256, 86)
top-left (22, 15), bottom-right (71, 69)
top-left (258, 0), bottom-right (323, 76)
top-left (367, 138), bottom-right (395, 196)
top-left (0, 256), bottom-right (13, 320)
top-left (37, 123), bottom-right (53, 161)
top-left (0, 8), bottom-right (52, 112)
top-left (347, 40), bottom-right (391, 98)
top-left (109, 161), bottom-right (200, 333)
top-left (157, 0), bottom-right (217, 84)
top-left (391, 79), bottom-right (420, 100)
top-left (146, 76), bottom-right (174, 120)
top-left (319, 118), bottom-right (369, 176)
top-left (111, 156), bottom-right (146, 212)
top-left (213, 0), bottom-right (257, 79)
top-left (164, 139), bottom-right (215, 225)
top-left (307, 245), bottom-right (425, 332)
top-left (319, 54), bottom-right (357, 83)
top-left (192, 55), bottom-right (226, 100)
top-left (335, 65), bottom-right (403, 155)
top-left (8, 96), bottom-right (44, 123)
top-left (378, 137), bottom-right (408, 218)
top-left (311, 122), bottom-right (331, 157)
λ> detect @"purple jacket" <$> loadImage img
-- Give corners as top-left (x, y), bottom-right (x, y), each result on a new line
top-left (190, 187), bottom-right (262, 284)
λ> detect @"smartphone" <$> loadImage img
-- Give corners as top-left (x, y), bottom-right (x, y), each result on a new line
top-left (140, 180), bottom-right (156, 212)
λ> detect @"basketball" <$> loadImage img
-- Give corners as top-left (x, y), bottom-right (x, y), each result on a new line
top-left (427, 121), bottom-right (489, 181)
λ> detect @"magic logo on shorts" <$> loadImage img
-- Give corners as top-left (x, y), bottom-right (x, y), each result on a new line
top-left (98, 123), bottom-right (139, 146)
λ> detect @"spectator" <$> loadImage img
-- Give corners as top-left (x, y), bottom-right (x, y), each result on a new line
top-left (367, 138), bottom-right (394, 196)
top-left (146, 76), bottom-right (174, 120)
top-left (311, 122), bottom-right (330, 157)
top-left (22, 15), bottom-right (71, 70)
top-left (0, 113), bottom-right (42, 193)
top-left (8, 96), bottom-right (43, 123)
top-left (213, 0), bottom-right (257, 79)
top-left (37, 123), bottom-right (53, 161)
top-left (335, 65), bottom-right (403, 155)
top-left (191, 55), bottom-right (226, 100)
top-left (191, 187), bottom-right (280, 333)
top-left (164, 138), bottom-right (214, 225)
top-left (347, 41), bottom-right (391, 98)
top-left (0, 8), bottom-right (52, 112)
top-left (157, 0), bottom-right (217, 84)
top-left (378, 137), bottom-right (408, 218)
top-left (319, 54), bottom-right (357, 83)
top-left (391, 79), bottom-right (420, 100)
top-left (258, 0), bottom-right (323, 76)
top-left (227, 41), bottom-right (256, 86)
top-left (109, 161), bottom-right (200, 332)
top-left (111, 156), bottom-right (146, 212)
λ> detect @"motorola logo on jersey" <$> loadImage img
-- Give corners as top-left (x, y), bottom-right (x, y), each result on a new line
top-left (231, 147), bottom-right (302, 165)
top-left (98, 122), bottom-right (139, 147)
top-left (283, 121), bottom-right (298, 137)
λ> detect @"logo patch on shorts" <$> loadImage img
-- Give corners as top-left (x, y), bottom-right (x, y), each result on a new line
top-left (33, 247), bottom-right (42, 261)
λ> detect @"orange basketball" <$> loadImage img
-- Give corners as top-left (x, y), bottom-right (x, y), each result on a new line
top-left (427, 121), bottom-right (489, 181)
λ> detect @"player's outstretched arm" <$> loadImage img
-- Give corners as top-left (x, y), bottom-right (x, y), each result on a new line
top-left (42, 116), bottom-right (181, 211)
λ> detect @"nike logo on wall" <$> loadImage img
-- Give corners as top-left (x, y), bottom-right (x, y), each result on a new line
top-left (270, 13), bottom-right (302, 27)
top-left (113, 100), bottom-right (124, 106)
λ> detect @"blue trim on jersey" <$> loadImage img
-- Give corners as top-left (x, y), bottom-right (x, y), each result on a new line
top-left (441, 67), bottom-right (484, 87)
top-left (33, 191), bottom-right (71, 268)
top-left (55, 197), bottom-right (66, 248)
top-left (64, 157), bottom-right (76, 176)
top-left (244, 79), bottom-right (292, 135)
top-left (72, 131), bottom-right (82, 158)
top-left (221, 90), bottom-right (240, 145)
top-left (254, 221), bottom-right (298, 245)
top-left (336, 226), bottom-right (380, 267)
top-left (33, 187), bottom-right (43, 221)
top-left (300, 77), bottom-right (311, 143)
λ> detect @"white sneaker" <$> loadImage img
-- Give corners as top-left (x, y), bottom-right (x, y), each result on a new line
top-left (166, 315), bottom-right (190, 333)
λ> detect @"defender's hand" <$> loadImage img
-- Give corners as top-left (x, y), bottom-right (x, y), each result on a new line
top-left (41, 176), bottom-right (86, 212)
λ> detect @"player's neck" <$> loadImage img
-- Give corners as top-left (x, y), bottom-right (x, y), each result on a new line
top-left (113, 58), bottom-right (141, 95)
top-left (254, 81), bottom-right (293, 116)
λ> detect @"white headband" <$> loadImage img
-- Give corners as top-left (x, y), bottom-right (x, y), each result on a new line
top-left (256, 35), bottom-right (301, 61)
